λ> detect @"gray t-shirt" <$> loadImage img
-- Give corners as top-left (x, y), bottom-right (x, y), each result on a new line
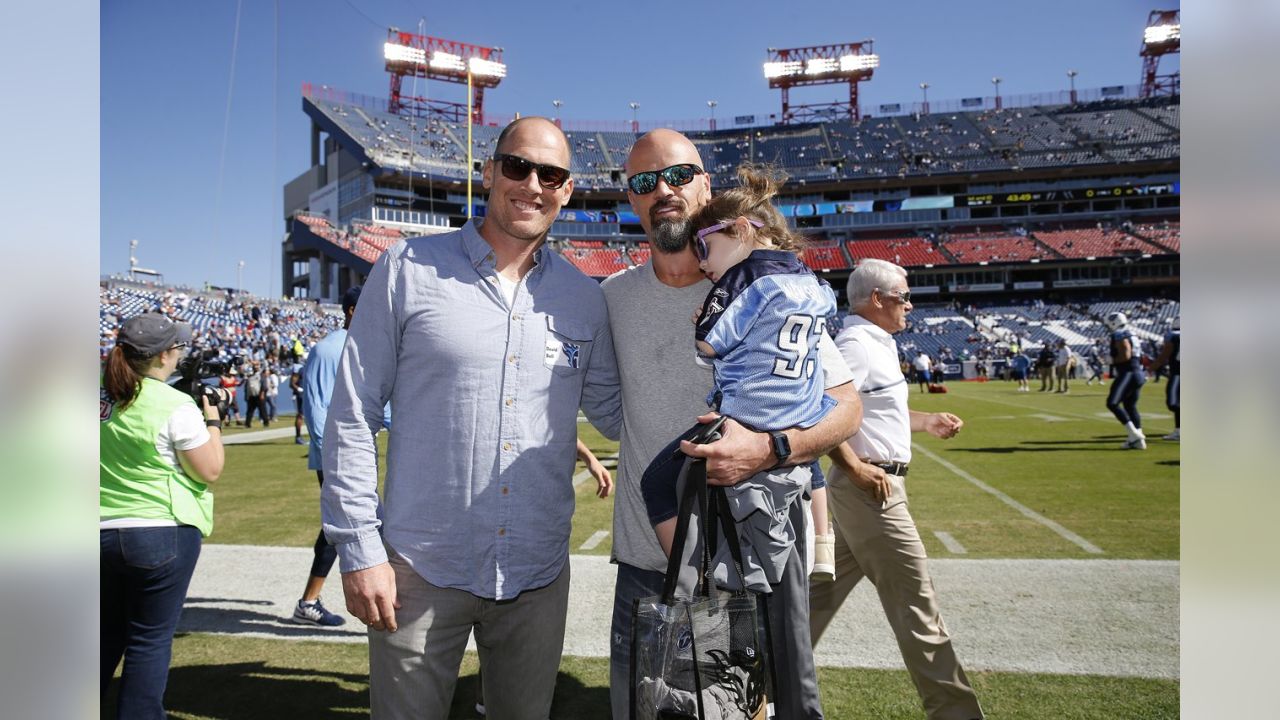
top-left (602, 260), bottom-right (852, 572)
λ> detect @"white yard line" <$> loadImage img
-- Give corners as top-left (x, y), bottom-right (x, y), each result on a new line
top-left (579, 530), bottom-right (610, 551)
top-left (912, 442), bottom-right (1105, 554)
top-left (934, 531), bottom-right (968, 554)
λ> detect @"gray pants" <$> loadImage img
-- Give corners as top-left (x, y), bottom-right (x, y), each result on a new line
top-left (810, 472), bottom-right (983, 720)
top-left (369, 550), bottom-right (571, 719)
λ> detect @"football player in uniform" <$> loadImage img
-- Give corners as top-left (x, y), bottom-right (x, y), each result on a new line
top-left (1150, 316), bottom-right (1180, 441)
top-left (1104, 312), bottom-right (1148, 449)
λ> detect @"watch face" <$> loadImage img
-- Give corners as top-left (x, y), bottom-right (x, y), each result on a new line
top-left (771, 432), bottom-right (791, 462)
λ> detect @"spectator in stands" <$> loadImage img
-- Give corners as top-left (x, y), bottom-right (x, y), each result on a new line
top-left (1054, 340), bottom-right (1076, 393)
top-left (219, 368), bottom-right (241, 424)
top-left (603, 129), bottom-right (860, 720)
top-left (101, 314), bottom-right (227, 719)
top-left (320, 117), bottom-right (623, 719)
top-left (811, 258), bottom-right (985, 720)
top-left (1036, 344), bottom-right (1057, 392)
top-left (913, 350), bottom-right (933, 392)
top-left (242, 361), bottom-right (269, 428)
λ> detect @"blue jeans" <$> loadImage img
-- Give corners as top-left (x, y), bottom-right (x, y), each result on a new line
top-left (609, 562), bottom-right (667, 720)
top-left (101, 525), bottom-right (202, 720)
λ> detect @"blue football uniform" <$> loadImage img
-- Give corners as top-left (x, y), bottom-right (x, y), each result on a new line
top-left (1106, 328), bottom-right (1145, 427)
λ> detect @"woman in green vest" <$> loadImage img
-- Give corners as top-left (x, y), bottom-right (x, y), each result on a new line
top-left (100, 313), bottom-right (226, 720)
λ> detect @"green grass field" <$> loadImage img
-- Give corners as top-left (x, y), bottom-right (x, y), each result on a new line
top-left (213, 380), bottom-right (1178, 561)
top-left (160, 379), bottom-right (1179, 719)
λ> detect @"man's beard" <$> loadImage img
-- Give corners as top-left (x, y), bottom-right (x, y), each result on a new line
top-left (651, 216), bottom-right (692, 254)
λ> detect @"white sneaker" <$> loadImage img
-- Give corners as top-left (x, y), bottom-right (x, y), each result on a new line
top-left (811, 533), bottom-right (835, 582)
top-left (1163, 429), bottom-right (1180, 441)
top-left (1123, 436), bottom-right (1148, 450)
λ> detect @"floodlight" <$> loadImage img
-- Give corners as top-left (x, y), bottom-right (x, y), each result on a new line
top-left (840, 54), bottom-right (879, 72)
top-left (763, 61), bottom-right (802, 79)
top-left (805, 58), bottom-right (837, 75)
top-left (468, 57), bottom-right (507, 78)
top-left (384, 43), bottom-right (426, 64)
top-left (430, 51), bottom-right (465, 72)
top-left (1143, 24), bottom-right (1180, 45)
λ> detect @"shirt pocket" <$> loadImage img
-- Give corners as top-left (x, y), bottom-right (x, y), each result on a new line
top-left (543, 316), bottom-right (593, 376)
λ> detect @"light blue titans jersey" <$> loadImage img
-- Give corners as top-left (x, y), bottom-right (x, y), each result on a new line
top-left (694, 250), bottom-right (837, 432)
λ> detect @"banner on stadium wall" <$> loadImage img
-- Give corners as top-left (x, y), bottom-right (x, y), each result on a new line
top-left (901, 196), bottom-right (955, 210)
top-left (556, 209), bottom-right (603, 223)
top-left (961, 97), bottom-right (983, 108)
top-left (616, 211), bottom-right (640, 224)
top-left (735, 115), bottom-right (756, 125)
top-left (1013, 281), bottom-right (1045, 290)
top-left (1101, 85), bottom-right (1125, 97)
top-left (835, 200), bottom-right (875, 214)
top-left (952, 283), bottom-right (1005, 293)
top-left (1053, 278), bottom-right (1111, 288)
top-left (879, 104), bottom-right (901, 113)
top-left (911, 285), bottom-right (942, 294)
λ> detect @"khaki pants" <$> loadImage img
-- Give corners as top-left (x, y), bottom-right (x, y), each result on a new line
top-left (810, 470), bottom-right (984, 720)
top-left (1037, 366), bottom-right (1053, 390)
top-left (369, 550), bottom-right (570, 720)
top-left (1055, 363), bottom-right (1071, 391)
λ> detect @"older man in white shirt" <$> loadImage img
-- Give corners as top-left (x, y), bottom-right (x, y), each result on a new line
top-left (810, 258), bottom-right (984, 720)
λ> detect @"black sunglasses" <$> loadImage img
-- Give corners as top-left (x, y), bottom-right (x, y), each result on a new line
top-left (492, 153), bottom-right (571, 189)
top-left (626, 163), bottom-right (704, 195)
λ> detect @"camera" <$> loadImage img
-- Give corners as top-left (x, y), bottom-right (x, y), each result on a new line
top-left (173, 348), bottom-right (242, 418)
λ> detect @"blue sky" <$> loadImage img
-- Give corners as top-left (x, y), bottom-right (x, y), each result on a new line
top-left (101, 0), bottom-right (1175, 296)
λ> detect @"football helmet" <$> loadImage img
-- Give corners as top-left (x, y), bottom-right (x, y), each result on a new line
top-left (1104, 311), bottom-right (1128, 331)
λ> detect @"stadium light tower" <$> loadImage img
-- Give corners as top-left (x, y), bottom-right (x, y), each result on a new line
top-left (764, 40), bottom-right (878, 123)
top-left (629, 102), bottom-right (640, 133)
top-left (552, 99), bottom-right (563, 126)
top-left (991, 77), bottom-right (1003, 110)
top-left (1140, 9), bottom-right (1180, 97)
top-left (129, 239), bottom-right (138, 281)
top-left (383, 27), bottom-right (506, 124)
top-left (707, 100), bottom-right (718, 131)
top-left (237, 260), bottom-right (245, 293)
top-left (919, 82), bottom-right (930, 114)
top-left (1067, 69), bottom-right (1079, 104)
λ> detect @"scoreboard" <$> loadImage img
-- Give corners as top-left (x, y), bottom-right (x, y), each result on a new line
top-left (958, 182), bottom-right (1177, 207)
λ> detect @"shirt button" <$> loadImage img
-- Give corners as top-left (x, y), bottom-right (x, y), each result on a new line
top-left (503, 442), bottom-right (512, 451)
top-left (505, 397), bottom-right (513, 406)
top-left (508, 355), bottom-right (517, 364)
top-left (498, 528), bottom-right (506, 536)
top-left (501, 487), bottom-right (509, 495)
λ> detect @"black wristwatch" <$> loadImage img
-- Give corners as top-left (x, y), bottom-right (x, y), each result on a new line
top-left (768, 430), bottom-right (792, 468)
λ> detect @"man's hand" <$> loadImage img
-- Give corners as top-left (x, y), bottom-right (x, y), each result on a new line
top-left (850, 462), bottom-right (891, 504)
top-left (679, 413), bottom-right (771, 486)
top-left (341, 562), bottom-right (401, 632)
top-left (922, 412), bottom-right (963, 439)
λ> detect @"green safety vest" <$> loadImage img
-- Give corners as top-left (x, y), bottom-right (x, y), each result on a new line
top-left (100, 377), bottom-right (214, 536)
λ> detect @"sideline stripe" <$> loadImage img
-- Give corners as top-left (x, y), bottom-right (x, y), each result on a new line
top-left (934, 531), bottom-right (967, 554)
top-left (912, 442), bottom-right (1105, 555)
top-left (579, 530), bottom-right (610, 550)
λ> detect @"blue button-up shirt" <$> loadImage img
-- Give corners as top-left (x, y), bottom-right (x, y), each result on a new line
top-left (321, 220), bottom-right (622, 599)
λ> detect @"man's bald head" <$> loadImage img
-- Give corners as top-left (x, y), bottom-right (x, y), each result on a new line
top-left (494, 116), bottom-right (571, 167)
top-left (625, 128), bottom-right (705, 175)
top-left (624, 129), bottom-right (712, 252)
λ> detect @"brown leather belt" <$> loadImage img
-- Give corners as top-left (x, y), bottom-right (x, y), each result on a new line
top-left (867, 461), bottom-right (909, 477)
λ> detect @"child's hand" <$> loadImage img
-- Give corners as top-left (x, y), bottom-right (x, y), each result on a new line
top-left (589, 457), bottom-right (613, 499)
top-left (691, 305), bottom-right (704, 325)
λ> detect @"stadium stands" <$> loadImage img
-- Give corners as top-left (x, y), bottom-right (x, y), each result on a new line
top-left (941, 229), bottom-right (1058, 264)
top-left (845, 234), bottom-right (948, 267)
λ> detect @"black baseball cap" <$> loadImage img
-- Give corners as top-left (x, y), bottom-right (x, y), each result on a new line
top-left (118, 313), bottom-right (193, 357)
top-left (341, 285), bottom-right (363, 313)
